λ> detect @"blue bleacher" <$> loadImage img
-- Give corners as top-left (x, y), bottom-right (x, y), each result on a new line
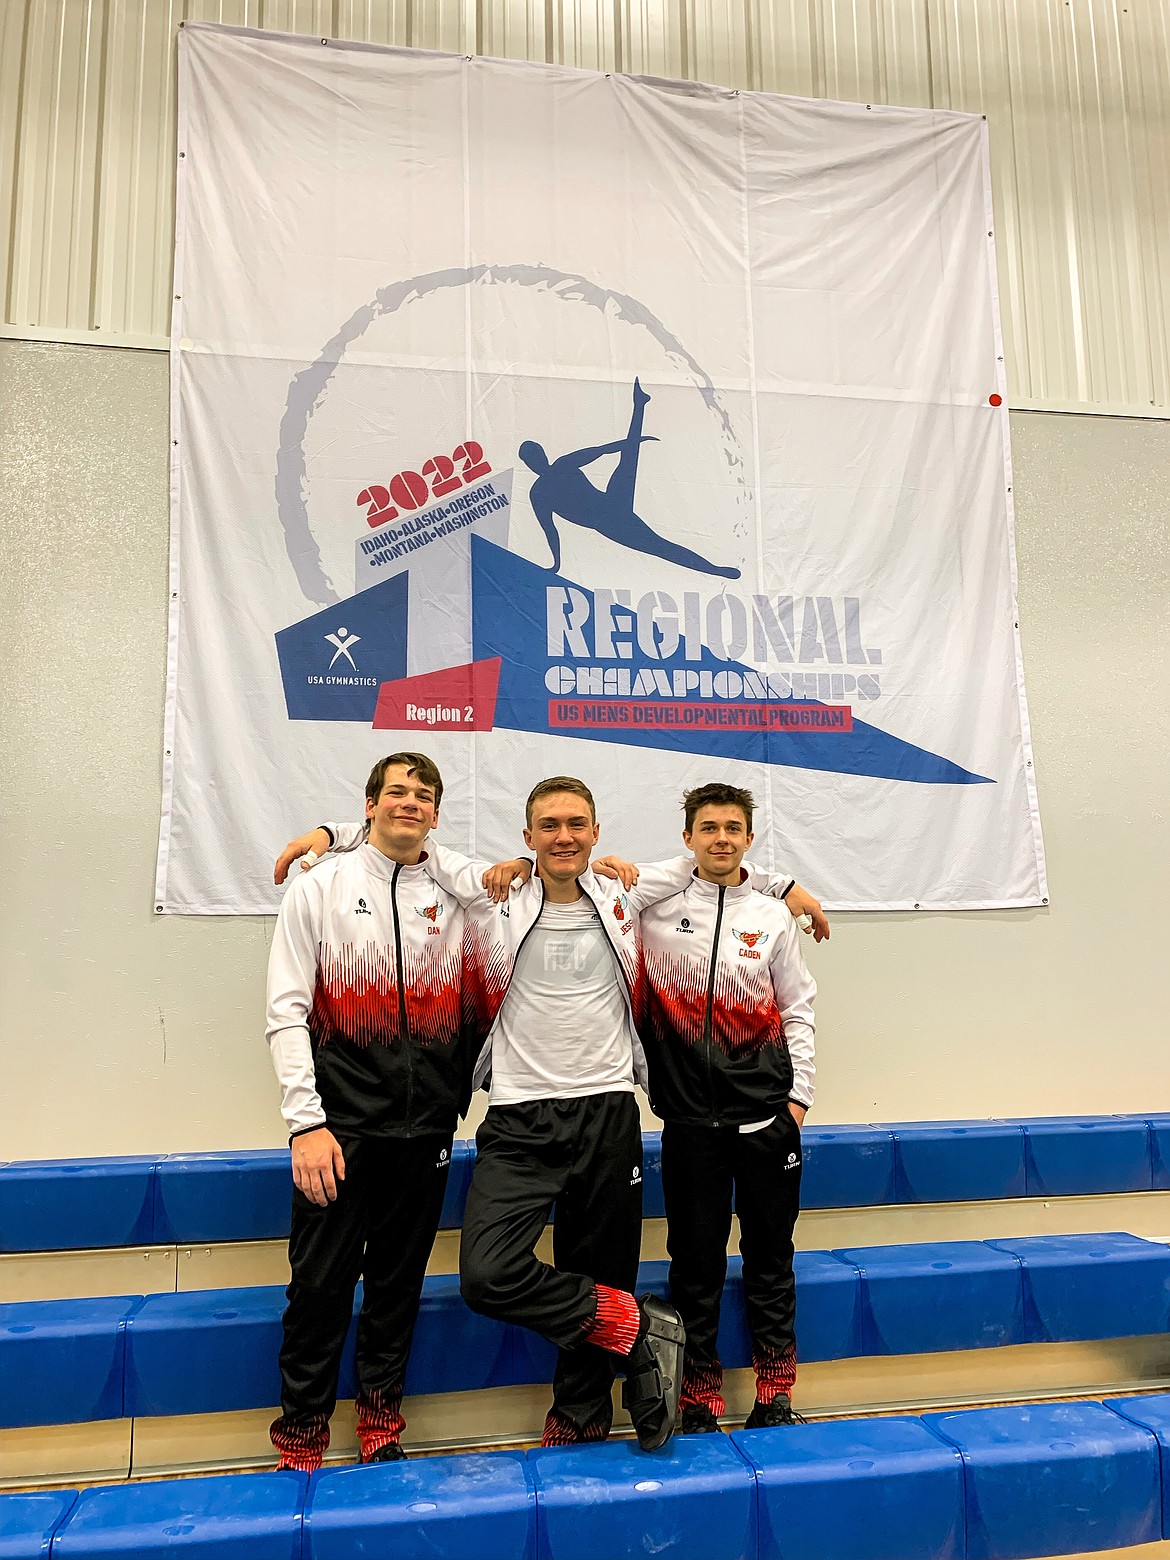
top-left (923, 1399), bottom-right (1162, 1559)
top-left (1103, 1392), bottom-right (1170, 1538)
top-left (884, 1121), bottom-right (1027, 1204)
top-left (0, 1159), bottom-right (156, 1252)
top-left (987, 1231), bottom-right (1170, 1342)
top-left (305, 1452), bottom-right (535, 1560)
top-left (732, 1415), bottom-right (964, 1560)
top-left (0, 1490), bottom-right (76, 1559)
top-left (124, 1286), bottom-right (291, 1418)
top-left (8, 1234), bottom-right (1170, 1429)
top-left (5, 1395), bottom-right (1167, 1559)
top-left (837, 1241), bottom-right (1026, 1355)
top-left (50, 1472), bottom-right (306, 1560)
top-left (1149, 1114), bottom-right (1170, 1189)
top-left (530, 1435), bottom-right (757, 1560)
top-left (2, 1117), bottom-right (1167, 1255)
top-left (1011, 1116), bottom-right (1154, 1196)
top-left (152, 1152), bottom-right (294, 1245)
top-left (0, 1296), bottom-right (138, 1428)
top-left (799, 1126), bottom-right (896, 1208)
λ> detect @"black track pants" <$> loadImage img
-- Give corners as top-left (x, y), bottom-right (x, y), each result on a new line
top-left (661, 1113), bottom-right (802, 1401)
top-left (277, 1132), bottom-right (452, 1426)
top-left (459, 1091), bottom-right (643, 1434)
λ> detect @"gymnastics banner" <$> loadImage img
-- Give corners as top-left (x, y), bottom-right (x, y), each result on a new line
top-left (158, 23), bottom-right (1048, 912)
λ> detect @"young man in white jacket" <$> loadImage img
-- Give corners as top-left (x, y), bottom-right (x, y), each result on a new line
top-left (637, 781), bottom-right (816, 1433)
top-left (265, 751), bottom-right (524, 1471)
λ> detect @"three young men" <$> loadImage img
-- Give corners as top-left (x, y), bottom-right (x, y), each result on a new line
top-left (268, 759), bottom-right (822, 1459)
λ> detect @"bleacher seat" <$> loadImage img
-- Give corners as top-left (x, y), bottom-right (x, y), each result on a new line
top-left (50, 1471), bottom-right (306, 1559)
top-left (529, 1435), bottom-right (756, 1560)
top-left (152, 1142), bottom-right (474, 1246)
top-left (405, 1273), bottom-right (513, 1393)
top-left (731, 1415), bottom-right (964, 1560)
top-left (305, 1450), bottom-right (535, 1559)
top-left (152, 1152), bottom-right (293, 1245)
top-left (923, 1400), bottom-right (1161, 1559)
top-left (988, 1232), bottom-right (1170, 1342)
top-left (1012, 1116), bottom-right (1153, 1196)
top-left (709, 1252), bottom-right (862, 1365)
top-left (12, 1231), bottom-right (1170, 1428)
top-left (506, 1252), bottom-right (863, 1389)
top-left (0, 1490), bottom-right (77, 1558)
top-left (837, 1241), bottom-right (1025, 1355)
top-left (1103, 1393), bottom-right (1170, 1538)
top-left (800, 1127), bottom-right (896, 1209)
top-left (3, 1117), bottom-right (1168, 1264)
top-left (123, 1285), bottom-right (290, 1418)
top-left (1139, 1114), bottom-right (1170, 1190)
top-left (3, 1395), bottom-right (1167, 1557)
top-left (0, 1159), bottom-right (156, 1252)
top-left (0, 1296), bottom-right (137, 1428)
top-left (885, 1122), bottom-right (1026, 1204)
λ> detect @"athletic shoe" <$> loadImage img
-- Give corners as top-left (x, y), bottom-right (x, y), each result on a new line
top-left (680, 1401), bottom-right (722, 1434)
top-left (621, 1294), bottom-right (686, 1451)
top-left (744, 1395), bottom-right (805, 1429)
top-left (364, 1440), bottom-right (408, 1463)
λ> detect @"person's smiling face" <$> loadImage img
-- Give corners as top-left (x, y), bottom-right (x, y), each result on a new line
top-left (364, 763), bottom-right (438, 860)
top-left (524, 791), bottom-right (599, 885)
top-left (684, 802), bottom-right (753, 885)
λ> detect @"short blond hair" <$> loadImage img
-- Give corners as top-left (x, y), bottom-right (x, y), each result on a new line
top-left (525, 776), bottom-right (596, 827)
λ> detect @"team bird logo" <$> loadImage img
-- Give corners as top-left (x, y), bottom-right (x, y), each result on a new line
top-left (415, 902), bottom-right (443, 923)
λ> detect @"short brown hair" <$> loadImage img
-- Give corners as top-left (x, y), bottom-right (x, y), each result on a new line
top-left (366, 752), bottom-right (444, 811)
top-left (525, 775), bottom-right (597, 827)
top-left (683, 781), bottom-right (754, 834)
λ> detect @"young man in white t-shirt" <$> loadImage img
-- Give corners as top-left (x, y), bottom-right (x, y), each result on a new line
top-left (425, 776), bottom-right (694, 1451)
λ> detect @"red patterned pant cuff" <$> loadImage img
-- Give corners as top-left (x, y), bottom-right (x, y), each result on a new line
top-left (541, 1407), bottom-right (611, 1446)
top-left (680, 1361), bottom-right (726, 1417)
top-left (270, 1412), bottom-right (329, 1472)
top-left (753, 1344), bottom-right (797, 1405)
top-left (356, 1386), bottom-right (406, 1461)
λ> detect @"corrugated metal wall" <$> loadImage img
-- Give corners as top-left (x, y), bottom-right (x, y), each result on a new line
top-left (1, 0), bottom-right (1166, 412)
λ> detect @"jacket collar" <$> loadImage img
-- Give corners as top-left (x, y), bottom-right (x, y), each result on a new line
top-left (357, 842), bottom-right (433, 884)
top-left (687, 868), bottom-right (753, 904)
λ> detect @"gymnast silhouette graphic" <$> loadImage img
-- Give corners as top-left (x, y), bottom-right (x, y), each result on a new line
top-left (518, 379), bottom-right (741, 580)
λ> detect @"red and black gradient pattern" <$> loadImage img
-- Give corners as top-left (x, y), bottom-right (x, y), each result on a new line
top-left (638, 947), bottom-right (787, 1061)
top-left (461, 909), bottom-right (511, 1047)
top-left (753, 1342), bottom-right (797, 1404)
top-left (582, 1283), bottom-right (641, 1356)
top-left (680, 1359), bottom-right (725, 1418)
top-left (310, 943), bottom-right (462, 1051)
top-left (541, 1407), bottom-right (611, 1446)
top-left (356, 1384), bottom-right (406, 1460)
top-left (270, 1411), bottom-right (329, 1472)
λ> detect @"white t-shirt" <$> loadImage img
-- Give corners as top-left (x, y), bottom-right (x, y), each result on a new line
top-left (489, 896), bottom-right (636, 1106)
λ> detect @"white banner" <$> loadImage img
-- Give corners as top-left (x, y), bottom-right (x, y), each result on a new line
top-left (158, 23), bottom-right (1047, 913)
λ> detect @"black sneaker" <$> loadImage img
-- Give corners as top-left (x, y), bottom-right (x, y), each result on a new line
top-left (744, 1395), bottom-right (805, 1429)
top-left (364, 1440), bottom-right (408, 1463)
top-left (620, 1294), bottom-right (686, 1451)
top-left (680, 1402), bottom-right (722, 1434)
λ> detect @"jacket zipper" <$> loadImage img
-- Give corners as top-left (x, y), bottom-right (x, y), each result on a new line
top-left (390, 863), bottom-right (413, 1129)
top-left (701, 885), bottom-right (727, 1123)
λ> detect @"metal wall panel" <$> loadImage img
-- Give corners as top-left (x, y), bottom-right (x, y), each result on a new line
top-left (0, 0), bottom-right (1166, 412)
